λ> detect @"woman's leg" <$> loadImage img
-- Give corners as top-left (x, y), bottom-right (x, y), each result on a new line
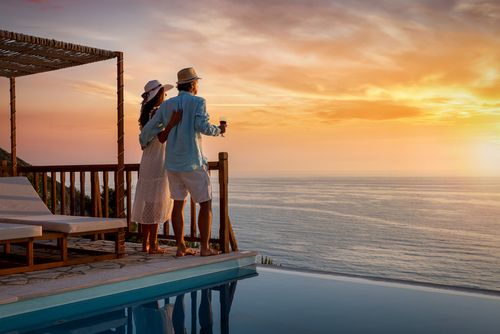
top-left (149, 224), bottom-right (167, 254)
top-left (142, 224), bottom-right (150, 252)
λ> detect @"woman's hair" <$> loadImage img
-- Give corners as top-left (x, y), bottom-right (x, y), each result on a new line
top-left (139, 87), bottom-right (165, 128)
top-left (176, 81), bottom-right (195, 92)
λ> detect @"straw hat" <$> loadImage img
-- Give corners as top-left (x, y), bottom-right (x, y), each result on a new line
top-left (142, 80), bottom-right (173, 104)
top-left (176, 67), bottom-right (202, 84)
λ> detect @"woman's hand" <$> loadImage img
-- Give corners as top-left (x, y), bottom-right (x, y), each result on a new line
top-left (168, 109), bottom-right (183, 127)
top-left (158, 109), bottom-right (183, 143)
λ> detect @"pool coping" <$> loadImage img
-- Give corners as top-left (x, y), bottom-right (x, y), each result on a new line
top-left (0, 250), bottom-right (257, 309)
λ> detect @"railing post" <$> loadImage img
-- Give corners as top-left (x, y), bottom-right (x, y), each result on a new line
top-left (103, 171), bottom-right (109, 218)
top-left (60, 172), bottom-right (66, 215)
top-left (51, 171), bottom-right (57, 214)
top-left (218, 152), bottom-right (230, 253)
top-left (70, 172), bottom-right (76, 215)
top-left (126, 170), bottom-right (132, 227)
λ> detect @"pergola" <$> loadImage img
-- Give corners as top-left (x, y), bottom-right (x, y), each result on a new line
top-left (0, 29), bottom-right (125, 217)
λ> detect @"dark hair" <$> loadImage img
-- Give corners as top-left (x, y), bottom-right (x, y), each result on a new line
top-left (176, 81), bottom-right (195, 92)
top-left (139, 87), bottom-right (165, 128)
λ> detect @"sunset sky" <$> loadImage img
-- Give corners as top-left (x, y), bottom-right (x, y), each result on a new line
top-left (0, 0), bottom-right (499, 176)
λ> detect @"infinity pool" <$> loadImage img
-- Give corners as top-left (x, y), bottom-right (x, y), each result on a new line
top-left (1, 265), bottom-right (500, 333)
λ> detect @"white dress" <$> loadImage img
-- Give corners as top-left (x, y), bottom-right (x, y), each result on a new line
top-left (131, 117), bottom-right (173, 224)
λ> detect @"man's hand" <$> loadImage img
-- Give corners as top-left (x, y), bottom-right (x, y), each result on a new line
top-left (219, 123), bottom-right (227, 135)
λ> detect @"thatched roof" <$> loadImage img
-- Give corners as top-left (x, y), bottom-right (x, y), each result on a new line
top-left (0, 29), bottom-right (118, 78)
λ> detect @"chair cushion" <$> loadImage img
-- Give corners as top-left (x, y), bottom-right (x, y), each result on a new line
top-left (0, 223), bottom-right (42, 241)
top-left (0, 215), bottom-right (127, 234)
top-left (0, 177), bottom-right (52, 216)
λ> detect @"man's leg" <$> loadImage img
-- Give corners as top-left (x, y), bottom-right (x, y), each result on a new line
top-left (172, 199), bottom-right (195, 256)
top-left (172, 200), bottom-right (185, 254)
top-left (199, 200), bottom-right (219, 256)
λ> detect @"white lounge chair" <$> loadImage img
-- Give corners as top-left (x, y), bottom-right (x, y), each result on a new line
top-left (0, 223), bottom-right (42, 274)
top-left (0, 176), bottom-right (126, 274)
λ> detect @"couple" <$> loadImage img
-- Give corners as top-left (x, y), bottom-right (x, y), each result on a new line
top-left (131, 67), bottom-right (226, 257)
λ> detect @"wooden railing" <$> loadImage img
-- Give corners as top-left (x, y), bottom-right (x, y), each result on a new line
top-left (0, 152), bottom-right (237, 253)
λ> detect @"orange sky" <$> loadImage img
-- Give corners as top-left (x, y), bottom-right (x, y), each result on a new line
top-left (1, 0), bottom-right (499, 176)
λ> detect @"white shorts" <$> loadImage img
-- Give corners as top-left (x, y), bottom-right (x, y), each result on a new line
top-left (167, 167), bottom-right (212, 203)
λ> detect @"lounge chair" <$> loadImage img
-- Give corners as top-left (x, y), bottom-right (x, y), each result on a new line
top-left (0, 223), bottom-right (42, 273)
top-left (0, 177), bottom-right (126, 274)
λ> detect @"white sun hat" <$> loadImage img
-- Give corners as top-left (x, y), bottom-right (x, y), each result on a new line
top-left (141, 80), bottom-right (174, 104)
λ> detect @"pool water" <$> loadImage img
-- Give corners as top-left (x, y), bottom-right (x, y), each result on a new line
top-left (1, 265), bottom-right (500, 334)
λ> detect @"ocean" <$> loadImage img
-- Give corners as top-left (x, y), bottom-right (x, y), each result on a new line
top-left (207, 177), bottom-right (500, 292)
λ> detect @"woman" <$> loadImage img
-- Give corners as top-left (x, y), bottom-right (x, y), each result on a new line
top-left (132, 79), bottom-right (181, 254)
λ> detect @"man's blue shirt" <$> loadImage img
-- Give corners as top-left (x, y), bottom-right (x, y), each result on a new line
top-left (139, 91), bottom-right (221, 172)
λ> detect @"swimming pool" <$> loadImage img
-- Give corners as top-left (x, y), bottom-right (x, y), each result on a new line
top-left (1, 265), bottom-right (499, 333)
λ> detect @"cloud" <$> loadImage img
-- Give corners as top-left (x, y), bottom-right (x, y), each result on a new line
top-left (313, 100), bottom-right (426, 122)
top-left (70, 80), bottom-right (139, 105)
top-left (454, 0), bottom-right (500, 20)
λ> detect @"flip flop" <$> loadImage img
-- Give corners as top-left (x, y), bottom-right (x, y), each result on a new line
top-left (176, 247), bottom-right (197, 258)
top-left (149, 247), bottom-right (168, 255)
top-left (200, 248), bottom-right (221, 257)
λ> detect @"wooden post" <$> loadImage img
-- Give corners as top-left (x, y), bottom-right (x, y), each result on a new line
top-left (51, 171), bottom-right (57, 214)
top-left (91, 171), bottom-right (100, 217)
top-left (103, 171), bottom-right (109, 218)
top-left (34, 172), bottom-right (40, 193)
top-left (1, 160), bottom-right (7, 177)
top-left (42, 173), bottom-right (48, 204)
top-left (9, 78), bottom-right (17, 176)
top-left (218, 152), bottom-right (230, 253)
top-left (126, 170), bottom-right (132, 226)
top-left (60, 172), bottom-right (66, 215)
top-left (80, 171), bottom-right (85, 216)
top-left (116, 52), bottom-right (125, 219)
top-left (70, 172), bottom-right (76, 215)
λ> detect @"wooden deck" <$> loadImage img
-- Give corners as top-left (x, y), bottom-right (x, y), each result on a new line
top-left (0, 239), bottom-right (256, 313)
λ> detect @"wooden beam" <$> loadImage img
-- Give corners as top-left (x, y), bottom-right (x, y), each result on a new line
top-left (116, 52), bottom-right (125, 218)
top-left (10, 77), bottom-right (17, 176)
top-left (218, 152), bottom-right (230, 253)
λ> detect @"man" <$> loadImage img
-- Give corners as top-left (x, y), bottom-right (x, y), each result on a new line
top-left (140, 67), bottom-right (226, 257)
